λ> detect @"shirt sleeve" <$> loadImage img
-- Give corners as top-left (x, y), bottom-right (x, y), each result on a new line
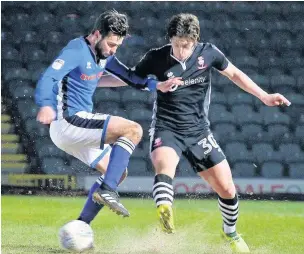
top-left (105, 55), bottom-right (158, 92)
top-left (35, 42), bottom-right (82, 107)
top-left (133, 50), bottom-right (155, 78)
top-left (210, 44), bottom-right (229, 71)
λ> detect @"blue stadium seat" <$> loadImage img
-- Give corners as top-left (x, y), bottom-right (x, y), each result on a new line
top-left (176, 158), bottom-right (196, 177)
top-left (41, 157), bottom-right (67, 174)
top-left (211, 92), bottom-right (227, 106)
top-left (270, 75), bottom-right (297, 94)
top-left (261, 162), bottom-right (284, 178)
top-left (93, 88), bottom-right (121, 104)
top-left (251, 143), bottom-right (278, 165)
top-left (288, 163), bottom-right (304, 179)
top-left (121, 89), bottom-right (149, 111)
top-left (240, 123), bottom-right (263, 138)
top-left (70, 159), bottom-right (91, 174)
top-left (213, 123), bottom-right (237, 139)
top-left (284, 152), bottom-right (304, 164)
top-left (3, 68), bottom-right (31, 83)
top-left (279, 143), bottom-right (301, 162)
top-left (37, 143), bottom-right (66, 160)
top-left (227, 92), bottom-right (254, 106)
top-left (262, 111), bottom-right (290, 127)
top-left (95, 101), bottom-right (120, 113)
top-left (232, 162), bottom-right (256, 177)
top-left (129, 108), bottom-right (152, 122)
top-left (235, 56), bottom-right (259, 69)
top-left (210, 108), bottom-right (235, 125)
top-left (225, 141), bottom-right (253, 164)
top-left (128, 158), bottom-right (150, 176)
top-left (132, 148), bottom-right (148, 160)
top-left (295, 125), bottom-right (304, 143)
top-left (17, 100), bottom-right (39, 120)
top-left (11, 85), bottom-right (35, 100)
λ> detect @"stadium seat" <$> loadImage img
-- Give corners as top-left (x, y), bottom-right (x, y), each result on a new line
top-left (251, 143), bottom-right (277, 164)
top-left (70, 159), bottom-right (91, 174)
top-left (225, 141), bottom-right (253, 164)
top-left (232, 162), bottom-right (256, 177)
top-left (132, 148), bottom-right (148, 160)
top-left (37, 144), bottom-right (66, 160)
top-left (270, 75), bottom-right (297, 94)
top-left (41, 157), bottom-right (67, 174)
top-left (210, 92), bottom-right (227, 106)
top-left (176, 158), bottom-right (196, 177)
top-left (279, 144), bottom-right (301, 163)
top-left (3, 68), bottom-right (31, 82)
top-left (11, 85), bottom-right (35, 101)
top-left (240, 123), bottom-right (263, 138)
top-left (261, 162), bottom-right (284, 178)
top-left (284, 152), bottom-right (304, 164)
top-left (129, 108), bottom-right (152, 122)
top-left (95, 101), bottom-right (120, 113)
top-left (288, 163), bottom-right (304, 179)
top-left (128, 158), bottom-right (150, 176)
top-left (227, 92), bottom-right (254, 107)
top-left (107, 108), bottom-right (129, 119)
top-left (263, 112), bottom-right (290, 127)
top-left (17, 100), bottom-right (39, 120)
top-left (121, 89), bottom-right (149, 111)
top-left (93, 88), bottom-right (121, 104)
top-left (213, 123), bottom-right (237, 139)
top-left (295, 125), bottom-right (304, 143)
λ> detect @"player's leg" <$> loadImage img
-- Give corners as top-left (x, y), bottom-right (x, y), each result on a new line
top-left (78, 150), bottom-right (128, 224)
top-left (199, 161), bottom-right (249, 253)
top-left (92, 115), bottom-right (142, 216)
top-left (187, 132), bottom-right (249, 252)
top-left (150, 130), bottom-right (182, 233)
top-left (50, 112), bottom-right (139, 217)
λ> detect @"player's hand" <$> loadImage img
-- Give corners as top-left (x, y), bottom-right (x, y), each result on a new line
top-left (261, 93), bottom-right (291, 107)
top-left (36, 106), bottom-right (56, 124)
top-left (156, 77), bottom-right (183, 92)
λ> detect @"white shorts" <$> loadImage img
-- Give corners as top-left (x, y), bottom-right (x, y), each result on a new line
top-left (50, 111), bottom-right (112, 169)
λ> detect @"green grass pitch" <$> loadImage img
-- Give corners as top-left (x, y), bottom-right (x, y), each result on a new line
top-left (2, 195), bottom-right (304, 253)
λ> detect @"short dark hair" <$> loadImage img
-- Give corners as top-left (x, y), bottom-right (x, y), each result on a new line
top-left (92, 9), bottom-right (129, 37)
top-left (167, 13), bottom-right (200, 41)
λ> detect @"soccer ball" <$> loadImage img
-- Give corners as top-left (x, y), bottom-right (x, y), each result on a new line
top-left (59, 220), bottom-right (94, 252)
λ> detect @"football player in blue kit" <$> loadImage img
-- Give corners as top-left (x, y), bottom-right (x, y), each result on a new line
top-left (35, 10), bottom-right (183, 220)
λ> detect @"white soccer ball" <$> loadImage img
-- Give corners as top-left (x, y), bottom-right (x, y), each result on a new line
top-left (59, 220), bottom-right (94, 252)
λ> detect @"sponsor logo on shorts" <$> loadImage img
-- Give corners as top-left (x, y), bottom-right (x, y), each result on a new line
top-left (153, 137), bottom-right (162, 147)
top-left (52, 59), bottom-right (65, 70)
top-left (80, 72), bottom-right (103, 81)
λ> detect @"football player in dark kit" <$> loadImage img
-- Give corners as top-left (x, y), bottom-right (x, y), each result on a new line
top-left (131, 13), bottom-right (291, 252)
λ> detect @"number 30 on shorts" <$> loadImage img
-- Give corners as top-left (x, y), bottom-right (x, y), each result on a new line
top-left (197, 134), bottom-right (219, 155)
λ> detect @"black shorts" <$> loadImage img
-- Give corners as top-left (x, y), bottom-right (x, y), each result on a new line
top-left (150, 128), bottom-right (226, 172)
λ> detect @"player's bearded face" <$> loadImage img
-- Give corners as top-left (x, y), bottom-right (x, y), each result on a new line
top-left (95, 32), bottom-right (124, 59)
top-left (171, 36), bottom-right (196, 62)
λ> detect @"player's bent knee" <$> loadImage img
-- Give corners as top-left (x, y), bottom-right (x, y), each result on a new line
top-left (217, 184), bottom-right (236, 199)
top-left (125, 121), bottom-right (143, 144)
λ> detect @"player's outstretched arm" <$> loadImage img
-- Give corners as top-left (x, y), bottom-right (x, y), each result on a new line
top-left (219, 62), bottom-right (291, 107)
top-left (105, 55), bottom-right (183, 93)
top-left (98, 72), bottom-right (183, 92)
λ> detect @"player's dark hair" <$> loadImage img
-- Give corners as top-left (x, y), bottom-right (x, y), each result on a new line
top-left (92, 9), bottom-right (129, 37)
top-left (167, 13), bottom-right (200, 41)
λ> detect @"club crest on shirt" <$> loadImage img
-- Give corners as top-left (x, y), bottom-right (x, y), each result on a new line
top-left (197, 56), bottom-right (208, 70)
